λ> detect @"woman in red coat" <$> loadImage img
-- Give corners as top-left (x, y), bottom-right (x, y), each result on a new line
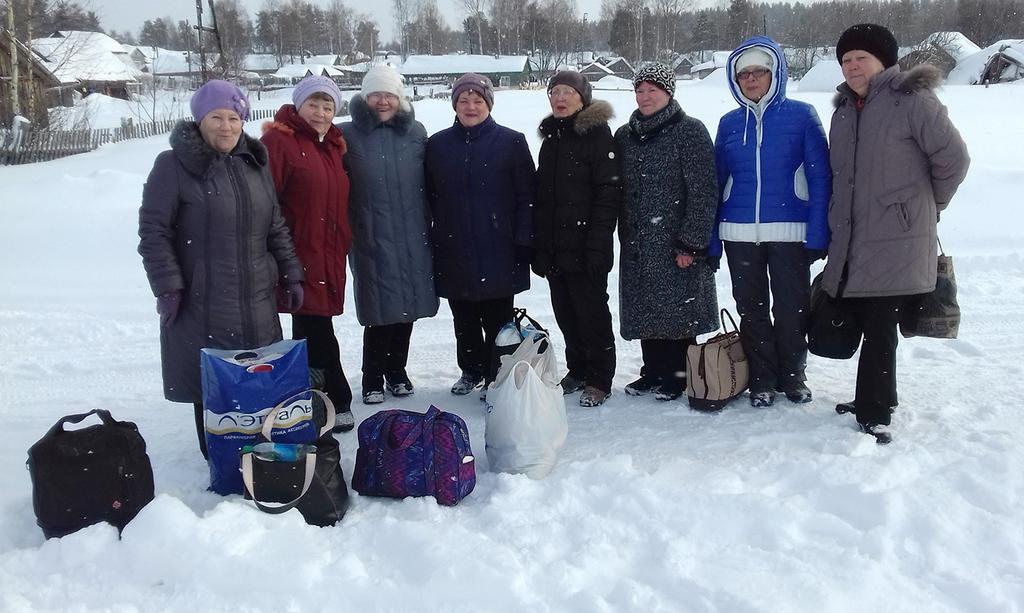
top-left (261, 75), bottom-right (355, 432)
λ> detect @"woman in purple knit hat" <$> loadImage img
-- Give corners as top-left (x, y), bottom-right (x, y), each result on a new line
top-left (138, 79), bottom-right (304, 458)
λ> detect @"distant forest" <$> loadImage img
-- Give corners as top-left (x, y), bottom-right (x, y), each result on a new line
top-left (4, 0), bottom-right (1023, 72)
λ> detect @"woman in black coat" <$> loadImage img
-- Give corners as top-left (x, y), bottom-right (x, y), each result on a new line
top-left (533, 71), bottom-right (622, 407)
top-left (138, 80), bottom-right (304, 457)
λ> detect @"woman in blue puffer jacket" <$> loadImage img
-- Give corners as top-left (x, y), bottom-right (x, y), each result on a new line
top-left (710, 35), bottom-right (831, 407)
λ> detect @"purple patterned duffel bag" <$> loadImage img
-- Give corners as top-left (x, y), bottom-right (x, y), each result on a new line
top-left (352, 406), bottom-right (476, 506)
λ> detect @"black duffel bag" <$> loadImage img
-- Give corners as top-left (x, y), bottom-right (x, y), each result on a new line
top-left (27, 409), bottom-right (155, 538)
top-left (808, 273), bottom-right (863, 360)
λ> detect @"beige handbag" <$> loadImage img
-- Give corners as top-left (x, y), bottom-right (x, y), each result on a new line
top-left (686, 309), bottom-right (749, 412)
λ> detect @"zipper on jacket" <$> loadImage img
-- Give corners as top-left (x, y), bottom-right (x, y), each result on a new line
top-left (754, 112), bottom-right (764, 243)
top-left (226, 156), bottom-right (255, 344)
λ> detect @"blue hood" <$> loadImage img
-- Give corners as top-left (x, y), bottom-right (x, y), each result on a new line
top-left (726, 36), bottom-right (789, 111)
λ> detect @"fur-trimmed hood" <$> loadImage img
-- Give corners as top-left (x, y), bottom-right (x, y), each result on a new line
top-left (260, 104), bottom-right (346, 152)
top-left (538, 99), bottom-right (614, 137)
top-left (169, 120), bottom-right (267, 178)
top-left (347, 94), bottom-right (417, 134)
top-left (832, 64), bottom-right (942, 108)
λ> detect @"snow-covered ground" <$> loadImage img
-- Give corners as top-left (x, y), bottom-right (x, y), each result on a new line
top-left (1, 80), bottom-right (1023, 612)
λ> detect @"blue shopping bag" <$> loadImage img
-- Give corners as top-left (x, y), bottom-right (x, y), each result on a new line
top-left (200, 339), bottom-right (319, 495)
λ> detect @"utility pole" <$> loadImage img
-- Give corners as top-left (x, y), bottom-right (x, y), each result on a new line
top-left (194, 0), bottom-right (210, 82)
top-left (26, 0), bottom-right (34, 120)
top-left (8, 0), bottom-right (21, 119)
top-left (206, 0), bottom-right (227, 77)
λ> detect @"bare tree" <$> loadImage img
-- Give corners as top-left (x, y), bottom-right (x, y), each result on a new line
top-left (392, 0), bottom-right (414, 58)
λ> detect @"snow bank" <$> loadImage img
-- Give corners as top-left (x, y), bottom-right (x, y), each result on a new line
top-left (797, 60), bottom-right (843, 93)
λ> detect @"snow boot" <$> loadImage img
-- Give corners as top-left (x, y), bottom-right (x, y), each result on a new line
top-left (579, 386), bottom-right (610, 407)
top-left (836, 401), bottom-right (896, 416)
top-left (560, 374), bottom-right (586, 395)
top-left (781, 382), bottom-right (812, 404)
top-left (625, 375), bottom-right (662, 396)
top-left (859, 422), bottom-right (892, 445)
top-left (333, 410), bottom-right (355, 433)
top-left (362, 389), bottom-right (385, 405)
top-left (654, 377), bottom-right (685, 401)
top-left (750, 390), bottom-right (776, 408)
top-left (451, 373), bottom-right (484, 395)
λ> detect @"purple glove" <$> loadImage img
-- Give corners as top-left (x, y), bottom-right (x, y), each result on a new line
top-left (156, 291), bottom-right (181, 328)
top-left (282, 282), bottom-right (304, 313)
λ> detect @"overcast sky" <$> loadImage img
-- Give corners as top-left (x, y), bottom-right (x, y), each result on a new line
top-left (88, 0), bottom-right (606, 45)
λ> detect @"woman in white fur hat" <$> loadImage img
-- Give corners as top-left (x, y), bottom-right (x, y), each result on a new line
top-left (340, 64), bottom-right (439, 404)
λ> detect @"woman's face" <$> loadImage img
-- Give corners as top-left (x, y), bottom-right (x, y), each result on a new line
top-left (736, 67), bottom-right (772, 103)
top-left (367, 91), bottom-right (400, 122)
top-left (199, 108), bottom-right (243, 153)
top-left (841, 50), bottom-right (886, 97)
top-left (548, 85), bottom-right (583, 118)
top-left (635, 82), bottom-right (671, 117)
top-left (456, 90), bottom-right (490, 128)
top-left (297, 94), bottom-right (336, 136)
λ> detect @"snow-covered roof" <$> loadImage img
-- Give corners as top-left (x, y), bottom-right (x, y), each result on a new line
top-left (274, 63), bottom-right (343, 78)
top-left (691, 51), bottom-right (731, 74)
top-left (947, 39), bottom-right (1024, 85)
top-left (397, 54), bottom-right (530, 76)
top-left (796, 59), bottom-right (844, 92)
top-left (243, 54), bottom-right (281, 72)
top-left (922, 32), bottom-right (981, 62)
top-left (148, 50), bottom-right (194, 75)
top-left (581, 61), bottom-right (614, 75)
top-left (305, 54), bottom-right (340, 66)
top-left (592, 75), bottom-right (633, 90)
top-left (31, 31), bottom-right (141, 84)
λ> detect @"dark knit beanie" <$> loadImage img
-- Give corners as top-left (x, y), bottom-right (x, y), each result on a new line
top-left (451, 73), bottom-right (495, 109)
top-left (632, 62), bottom-right (676, 97)
top-left (836, 23), bottom-right (899, 68)
top-left (547, 70), bottom-right (593, 106)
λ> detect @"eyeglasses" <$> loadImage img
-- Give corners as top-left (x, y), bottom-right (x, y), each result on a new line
top-left (367, 92), bottom-right (399, 102)
top-left (547, 86), bottom-right (580, 99)
top-left (736, 68), bottom-right (770, 81)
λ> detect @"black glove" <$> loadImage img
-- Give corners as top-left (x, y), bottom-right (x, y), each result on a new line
top-left (807, 249), bottom-right (828, 263)
top-left (705, 256), bottom-right (721, 272)
top-left (157, 291), bottom-right (182, 328)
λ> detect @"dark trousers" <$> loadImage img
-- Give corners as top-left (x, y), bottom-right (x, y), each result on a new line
top-left (292, 314), bottom-right (352, 413)
top-left (193, 402), bottom-right (207, 459)
top-left (640, 338), bottom-right (696, 382)
top-left (449, 296), bottom-right (514, 382)
top-left (362, 322), bottom-right (414, 387)
top-left (846, 295), bottom-right (905, 426)
top-left (548, 271), bottom-right (616, 392)
top-left (725, 241), bottom-right (810, 394)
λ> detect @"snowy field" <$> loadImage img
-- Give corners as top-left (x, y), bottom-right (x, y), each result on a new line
top-left (1, 80), bottom-right (1023, 612)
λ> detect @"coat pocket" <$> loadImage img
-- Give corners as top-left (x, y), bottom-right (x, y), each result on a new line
top-left (794, 163), bottom-right (809, 201)
top-left (721, 175), bottom-right (734, 202)
top-left (876, 184), bottom-right (919, 233)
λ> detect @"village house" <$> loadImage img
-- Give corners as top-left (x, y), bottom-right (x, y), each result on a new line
top-left (1, 32), bottom-right (63, 127)
top-left (31, 31), bottom-right (141, 100)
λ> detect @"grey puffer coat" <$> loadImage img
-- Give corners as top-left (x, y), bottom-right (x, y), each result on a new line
top-left (614, 99), bottom-right (720, 340)
top-left (139, 122), bottom-right (303, 403)
top-left (823, 65), bottom-right (969, 298)
top-left (340, 95), bottom-right (439, 326)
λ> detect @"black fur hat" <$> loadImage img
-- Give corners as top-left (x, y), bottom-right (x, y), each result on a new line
top-left (836, 23), bottom-right (899, 68)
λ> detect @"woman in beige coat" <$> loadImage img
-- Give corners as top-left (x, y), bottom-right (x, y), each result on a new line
top-left (823, 24), bottom-right (969, 444)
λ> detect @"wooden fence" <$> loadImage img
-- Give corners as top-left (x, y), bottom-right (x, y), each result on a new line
top-left (0, 118), bottom-right (181, 166)
top-left (0, 106), bottom-right (352, 166)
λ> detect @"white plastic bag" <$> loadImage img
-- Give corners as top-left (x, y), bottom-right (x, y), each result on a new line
top-left (485, 334), bottom-right (568, 479)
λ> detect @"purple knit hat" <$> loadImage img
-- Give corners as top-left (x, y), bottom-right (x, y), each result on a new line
top-left (292, 75), bottom-right (343, 111)
top-left (190, 79), bottom-right (250, 122)
top-left (451, 73), bottom-right (494, 109)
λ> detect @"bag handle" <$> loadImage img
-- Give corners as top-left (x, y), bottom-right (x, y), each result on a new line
top-left (240, 451), bottom-right (317, 514)
top-left (514, 307), bottom-right (547, 334)
top-left (937, 236), bottom-right (945, 256)
top-left (394, 406), bottom-right (440, 450)
top-left (259, 389), bottom-right (336, 441)
top-left (719, 309), bottom-right (739, 334)
top-left (46, 408), bottom-right (118, 437)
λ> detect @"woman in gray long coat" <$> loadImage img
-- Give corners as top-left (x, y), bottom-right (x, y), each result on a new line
top-left (138, 80), bottom-right (304, 457)
top-left (615, 63), bottom-right (720, 401)
top-left (825, 25), bottom-right (969, 444)
top-left (340, 65), bottom-right (439, 404)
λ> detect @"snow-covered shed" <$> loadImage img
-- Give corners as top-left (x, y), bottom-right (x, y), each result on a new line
top-left (31, 31), bottom-right (141, 100)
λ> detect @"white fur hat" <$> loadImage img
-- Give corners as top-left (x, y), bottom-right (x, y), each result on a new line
top-left (734, 48), bottom-right (774, 73)
top-left (360, 64), bottom-right (411, 111)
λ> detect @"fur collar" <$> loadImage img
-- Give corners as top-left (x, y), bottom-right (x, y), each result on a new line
top-left (348, 94), bottom-right (416, 134)
top-left (538, 100), bottom-right (614, 137)
top-left (833, 64), bottom-right (942, 108)
top-left (169, 120), bottom-right (267, 177)
top-left (260, 104), bottom-right (346, 152)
